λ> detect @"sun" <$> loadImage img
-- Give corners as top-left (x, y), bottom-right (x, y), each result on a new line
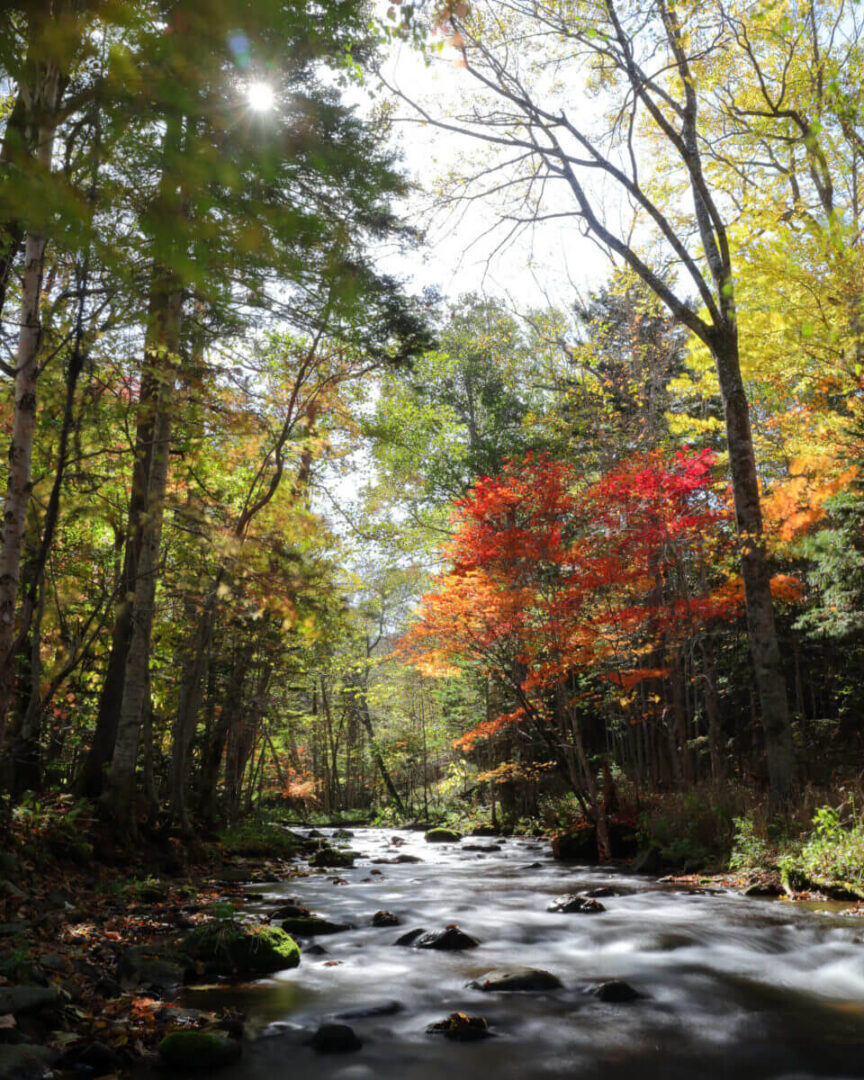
top-left (247, 81), bottom-right (276, 112)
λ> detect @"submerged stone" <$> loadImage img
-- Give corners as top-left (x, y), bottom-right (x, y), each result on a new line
top-left (281, 916), bottom-right (353, 936)
top-left (469, 968), bottom-right (563, 993)
top-left (306, 1023), bottom-right (362, 1053)
top-left (591, 980), bottom-right (642, 1003)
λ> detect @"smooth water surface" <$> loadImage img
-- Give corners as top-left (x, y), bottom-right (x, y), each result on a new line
top-left (187, 827), bottom-right (864, 1079)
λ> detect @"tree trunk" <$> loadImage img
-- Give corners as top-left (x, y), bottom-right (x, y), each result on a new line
top-left (102, 272), bottom-right (182, 834)
top-left (711, 328), bottom-right (794, 799)
top-left (0, 60), bottom-right (62, 747)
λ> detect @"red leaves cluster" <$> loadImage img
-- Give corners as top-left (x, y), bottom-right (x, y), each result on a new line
top-left (403, 449), bottom-right (763, 747)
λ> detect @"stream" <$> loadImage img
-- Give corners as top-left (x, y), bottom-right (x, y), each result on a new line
top-left (184, 827), bottom-right (864, 1079)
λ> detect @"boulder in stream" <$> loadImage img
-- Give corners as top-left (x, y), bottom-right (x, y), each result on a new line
top-left (394, 928), bottom-right (426, 946)
top-left (547, 894), bottom-right (606, 914)
top-left (590, 980), bottom-right (642, 1003)
top-left (371, 853), bottom-right (423, 864)
top-left (305, 1023), bottom-right (362, 1054)
top-left (309, 847), bottom-right (355, 869)
top-left (268, 902), bottom-right (312, 920)
top-left (371, 910), bottom-right (400, 927)
top-left (181, 920), bottom-right (300, 976)
top-left (425, 828), bottom-right (462, 843)
top-left (414, 926), bottom-right (479, 950)
top-left (469, 968), bottom-right (563, 992)
top-left (281, 916), bottom-right (353, 936)
top-left (427, 1013), bottom-right (493, 1042)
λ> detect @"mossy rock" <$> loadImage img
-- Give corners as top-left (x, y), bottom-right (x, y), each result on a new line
top-left (218, 822), bottom-right (304, 859)
top-left (181, 920), bottom-right (300, 976)
top-left (157, 1032), bottom-right (241, 1069)
top-left (280, 916), bottom-right (353, 936)
top-left (309, 848), bottom-right (355, 868)
top-left (424, 828), bottom-right (461, 843)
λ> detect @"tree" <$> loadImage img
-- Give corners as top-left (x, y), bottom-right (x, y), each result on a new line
top-left (387, 0), bottom-right (797, 798)
top-left (402, 449), bottom-right (745, 847)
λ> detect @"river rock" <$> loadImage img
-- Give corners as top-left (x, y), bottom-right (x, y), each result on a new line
top-left (306, 1023), bottom-right (362, 1053)
top-left (425, 828), bottom-right (461, 843)
top-left (269, 902), bottom-right (312, 920)
top-left (469, 968), bottom-right (563, 992)
top-left (583, 886), bottom-right (629, 898)
top-left (336, 1001), bottom-right (402, 1020)
top-left (591, 980), bottom-right (642, 1003)
top-left (427, 1013), bottom-right (493, 1042)
top-left (303, 943), bottom-right (328, 955)
top-left (414, 926), bottom-right (479, 950)
top-left (547, 894), bottom-right (606, 914)
top-left (371, 853), bottom-right (423, 865)
top-left (0, 986), bottom-right (61, 1015)
top-left (181, 920), bottom-right (300, 975)
top-left (332, 829), bottom-right (355, 839)
top-left (394, 928), bottom-right (426, 946)
top-left (462, 843), bottom-right (502, 852)
top-left (118, 946), bottom-right (186, 993)
top-left (281, 916), bottom-right (353, 936)
top-left (309, 848), bottom-right (355, 869)
top-left (0, 1044), bottom-right (58, 1080)
top-left (157, 1031), bottom-right (241, 1069)
top-left (371, 910), bottom-right (400, 927)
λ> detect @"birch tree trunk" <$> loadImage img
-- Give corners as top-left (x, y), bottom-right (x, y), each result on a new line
top-left (0, 58), bottom-right (62, 747)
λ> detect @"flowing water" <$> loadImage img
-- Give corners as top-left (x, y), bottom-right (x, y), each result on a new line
top-left (185, 827), bottom-right (864, 1079)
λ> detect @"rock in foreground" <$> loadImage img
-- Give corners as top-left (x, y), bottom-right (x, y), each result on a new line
top-left (181, 920), bottom-right (300, 976)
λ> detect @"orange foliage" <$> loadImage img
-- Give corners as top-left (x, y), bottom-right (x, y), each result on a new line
top-left (402, 449), bottom-right (752, 751)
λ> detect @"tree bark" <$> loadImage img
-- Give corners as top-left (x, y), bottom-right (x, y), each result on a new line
top-left (711, 328), bottom-right (795, 798)
top-left (0, 58), bottom-right (62, 748)
top-left (102, 271), bottom-right (182, 834)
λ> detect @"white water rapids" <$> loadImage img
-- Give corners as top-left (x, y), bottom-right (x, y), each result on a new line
top-left (181, 826), bottom-right (864, 1079)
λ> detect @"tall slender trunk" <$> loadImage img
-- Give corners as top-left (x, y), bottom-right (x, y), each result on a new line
top-left (0, 61), bottom-right (62, 748)
top-left (103, 272), bottom-right (182, 834)
top-left (711, 328), bottom-right (794, 798)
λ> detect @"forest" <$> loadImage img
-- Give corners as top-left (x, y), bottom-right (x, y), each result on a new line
top-left (3, 1), bottom-right (864, 1077)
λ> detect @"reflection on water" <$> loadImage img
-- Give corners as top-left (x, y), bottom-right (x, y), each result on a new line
top-left (180, 827), bottom-right (864, 1079)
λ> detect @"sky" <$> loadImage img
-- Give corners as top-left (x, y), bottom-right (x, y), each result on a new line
top-left (372, 33), bottom-right (615, 315)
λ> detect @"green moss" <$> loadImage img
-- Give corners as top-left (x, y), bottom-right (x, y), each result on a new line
top-left (218, 821), bottom-right (303, 858)
top-left (309, 847), bottom-right (354, 868)
top-left (182, 920), bottom-right (300, 975)
top-left (425, 828), bottom-right (461, 843)
top-left (158, 1031), bottom-right (241, 1069)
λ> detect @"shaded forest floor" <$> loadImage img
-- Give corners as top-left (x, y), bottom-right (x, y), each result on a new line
top-left (0, 802), bottom-right (309, 1075)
